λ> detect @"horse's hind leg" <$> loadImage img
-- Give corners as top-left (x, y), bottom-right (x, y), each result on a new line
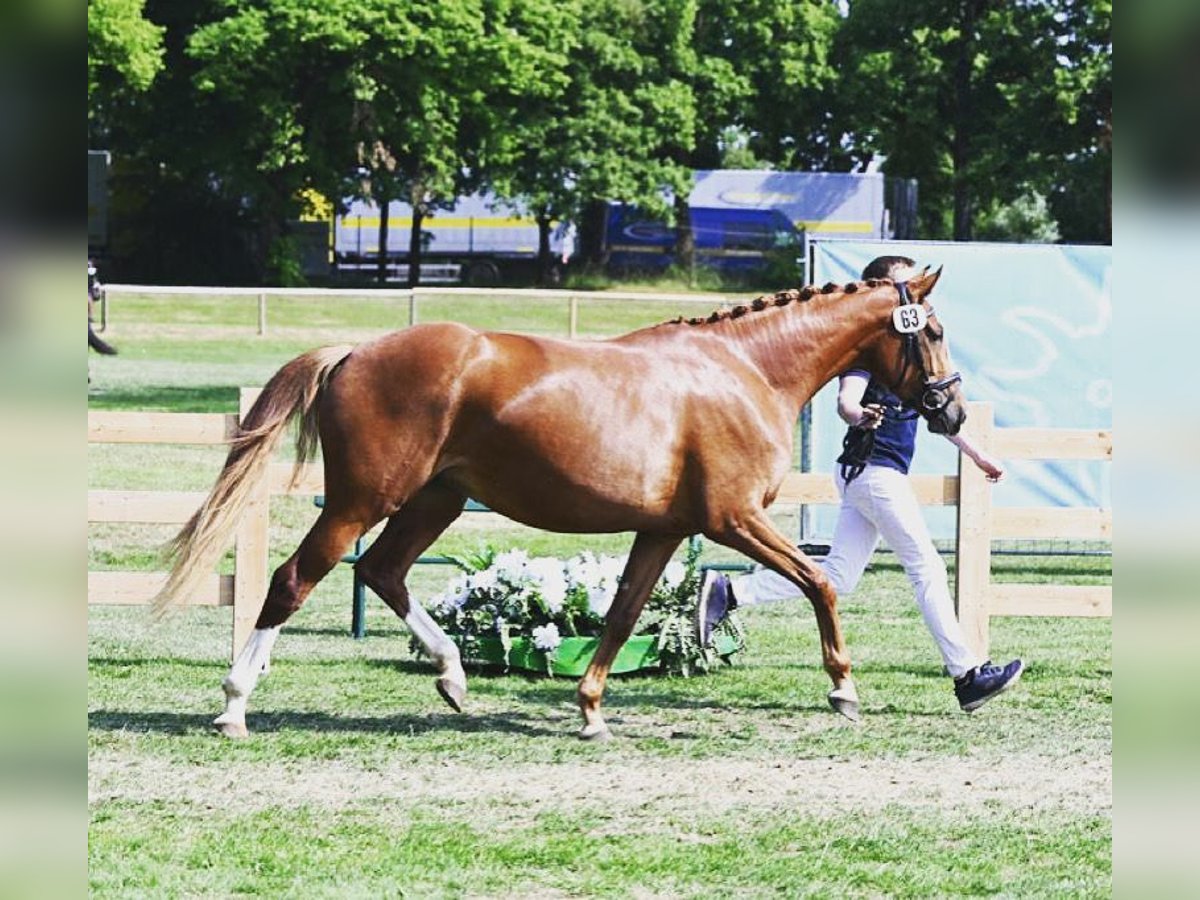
top-left (215, 508), bottom-right (366, 738)
top-left (353, 481), bottom-right (469, 711)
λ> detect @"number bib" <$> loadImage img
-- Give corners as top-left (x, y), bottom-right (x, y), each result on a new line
top-left (891, 304), bottom-right (928, 334)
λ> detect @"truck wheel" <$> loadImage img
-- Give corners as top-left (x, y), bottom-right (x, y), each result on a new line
top-left (464, 260), bottom-right (501, 287)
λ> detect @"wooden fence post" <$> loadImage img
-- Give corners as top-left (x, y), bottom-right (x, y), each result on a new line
top-left (257, 292), bottom-right (267, 336)
top-left (232, 388), bottom-right (270, 660)
top-left (954, 401), bottom-right (995, 658)
top-left (568, 295), bottom-right (579, 339)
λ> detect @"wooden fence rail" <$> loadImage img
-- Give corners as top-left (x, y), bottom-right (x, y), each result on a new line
top-left (97, 284), bottom-right (734, 340)
top-left (88, 399), bottom-right (1110, 660)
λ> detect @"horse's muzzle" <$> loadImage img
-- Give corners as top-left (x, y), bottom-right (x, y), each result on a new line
top-left (926, 401), bottom-right (966, 435)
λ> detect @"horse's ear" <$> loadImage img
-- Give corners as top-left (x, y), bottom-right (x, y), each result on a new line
top-left (911, 265), bottom-right (943, 299)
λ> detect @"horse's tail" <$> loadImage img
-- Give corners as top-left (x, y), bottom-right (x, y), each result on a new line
top-left (88, 325), bottom-right (118, 355)
top-left (151, 344), bottom-right (354, 616)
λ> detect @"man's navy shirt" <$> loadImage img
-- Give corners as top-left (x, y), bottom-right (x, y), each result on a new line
top-left (845, 369), bottom-right (917, 474)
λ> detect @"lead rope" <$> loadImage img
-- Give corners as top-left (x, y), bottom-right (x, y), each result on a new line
top-left (837, 403), bottom-right (920, 484)
top-left (837, 424), bottom-right (876, 485)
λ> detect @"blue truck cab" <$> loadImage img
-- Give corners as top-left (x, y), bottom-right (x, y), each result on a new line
top-left (605, 204), bottom-right (801, 276)
top-left (602, 169), bottom-right (906, 278)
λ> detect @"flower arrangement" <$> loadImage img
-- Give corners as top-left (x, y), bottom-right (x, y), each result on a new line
top-left (417, 541), bottom-right (743, 677)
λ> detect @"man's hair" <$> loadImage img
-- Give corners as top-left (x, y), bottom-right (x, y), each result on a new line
top-left (861, 255), bottom-right (916, 281)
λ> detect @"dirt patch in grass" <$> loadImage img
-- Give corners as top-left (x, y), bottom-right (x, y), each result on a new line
top-left (90, 745), bottom-right (1109, 827)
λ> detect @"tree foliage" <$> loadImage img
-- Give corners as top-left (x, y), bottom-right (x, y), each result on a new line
top-left (88, 0), bottom-right (165, 100)
top-left (834, 0), bottom-right (1110, 241)
top-left (87, 0), bottom-right (1112, 283)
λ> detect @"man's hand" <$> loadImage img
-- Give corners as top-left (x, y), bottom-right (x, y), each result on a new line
top-left (856, 403), bottom-right (885, 430)
top-left (975, 452), bottom-right (1006, 483)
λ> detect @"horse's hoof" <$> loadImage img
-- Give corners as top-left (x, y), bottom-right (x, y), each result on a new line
top-left (436, 677), bottom-right (466, 713)
top-left (213, 717), bottom-right (249, 739)
top-left (827, 693), bottom-right (861, 722)
top-left (578, 723), bottom-right (611, 742)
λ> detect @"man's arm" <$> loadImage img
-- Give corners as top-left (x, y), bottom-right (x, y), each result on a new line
top-left (836, 371), bottom-right (884, 429)
top-left (944, 432), bottom-right (1005, 482)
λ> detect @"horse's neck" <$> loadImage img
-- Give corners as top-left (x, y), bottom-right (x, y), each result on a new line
top-left (728, 292), bottom-right (891, 410)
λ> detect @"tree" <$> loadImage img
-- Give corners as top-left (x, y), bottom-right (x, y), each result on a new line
top-left (835, 0), bottom-right (1111, 243)
top-left (1039, 0), bottom-right (1110, 243)
top-left (703, 0), bottom-right (842, 171)
top-left (185, 0), bottom-right (373, 282)
top-left (341, 0), bottom-right (576, 286)
top-left (493, 0), bottom-right (709, 283)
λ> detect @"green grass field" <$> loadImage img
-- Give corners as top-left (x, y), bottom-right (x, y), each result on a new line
top-left (88, 289), bottom-right (1111, 897)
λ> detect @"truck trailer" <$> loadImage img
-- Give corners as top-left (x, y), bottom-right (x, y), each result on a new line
top-left (334, 193), bottom-right (575, 286)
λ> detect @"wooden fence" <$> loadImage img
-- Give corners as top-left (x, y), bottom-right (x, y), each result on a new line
top-left (95, 285), bottom-right (732, 341)
top-left (953, 403), bottom-right (1113, 655)
top-left (88, 399), bottom-right (1110, 660)
top-left (88, 388), bottom-right (321, 660)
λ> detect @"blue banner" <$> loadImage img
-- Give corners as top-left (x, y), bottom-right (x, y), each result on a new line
top-left (807, 240), bottom-right (1112, 539)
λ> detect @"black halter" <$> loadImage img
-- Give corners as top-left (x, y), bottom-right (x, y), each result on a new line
top-left (894, 281), bottom-right (961, 416)
top-left (837, 280), bottom-right (963, 485)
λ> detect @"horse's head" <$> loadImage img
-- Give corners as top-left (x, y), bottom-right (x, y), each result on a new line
top-left (873, 266), bottom-right (966, 435)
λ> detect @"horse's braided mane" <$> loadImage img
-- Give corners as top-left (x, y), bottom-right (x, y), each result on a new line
top-left (666, 278), bottom-right (892, 327)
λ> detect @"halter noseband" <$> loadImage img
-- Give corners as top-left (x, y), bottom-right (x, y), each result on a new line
top-left (894, 281), bottom-right (961, 416)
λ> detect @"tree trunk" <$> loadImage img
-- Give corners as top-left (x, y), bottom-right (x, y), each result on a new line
top-left (407, 204), bottom-right (424, 288)
top-left (673, 193), bottom-right (695, 284)
top-left (952, 0), bottom-right (980, 242)
top-left (377, 199), bottom-right (390, 285)
top-left (536, 213), bottom-right (553, 286)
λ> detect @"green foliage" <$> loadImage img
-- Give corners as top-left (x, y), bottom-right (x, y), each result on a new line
top-left (835, 0), bottom-right (1110, 242)
top-left (87, 0), bottom-right (164, 99)
top-left (90, 0), bottom-right (1111, 283)
top-left (975, 190), bottom-right (1062, 243)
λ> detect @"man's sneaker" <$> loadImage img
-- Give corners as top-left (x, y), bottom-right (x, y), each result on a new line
top-left (954, 659), bottom-right (1024, 712)
top-left (695, 570), bottom-right (736, 647)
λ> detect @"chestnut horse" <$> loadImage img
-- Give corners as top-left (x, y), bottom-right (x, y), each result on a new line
top-left (155, 269), bottom-right (964, 739)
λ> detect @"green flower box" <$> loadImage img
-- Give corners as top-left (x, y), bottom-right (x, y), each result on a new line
top-left (460, 632), bottom-right (742, 677)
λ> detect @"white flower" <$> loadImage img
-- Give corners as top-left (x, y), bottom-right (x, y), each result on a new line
top-left (661, 561), bottom-right (686, 590)
top-left (587, 589), bottom-right (612, 618)
top-left (468, 567), bottom-right (499, 594)
top-left (431, 573), bottom-right (471, 613)
top-left (566, 553), bottom-right (599, 597)
top-left (531, 622), bottom-right (562, 651)
top-left (566, 552), bottom-right (627, 619)
top-left (492, 549), bottom-right (530, 582)
top-left (526, 557), bottom-right (568, 613)
top-left (600, 555), bottom-right (627, 587)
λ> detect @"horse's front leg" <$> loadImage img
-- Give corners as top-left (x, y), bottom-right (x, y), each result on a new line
top-left (577, 533), bottom-right (683, 741)
top-left (712, 513), bottom-right (859, 721)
